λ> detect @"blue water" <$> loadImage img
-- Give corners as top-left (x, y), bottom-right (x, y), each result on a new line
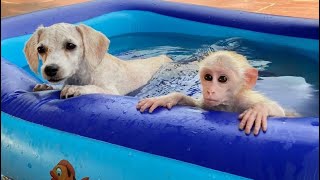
top-left (109, 32), bottom-right (319, 117)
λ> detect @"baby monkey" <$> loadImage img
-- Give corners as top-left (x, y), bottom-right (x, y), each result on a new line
top-left (136, 51), bottom-right (286, 135)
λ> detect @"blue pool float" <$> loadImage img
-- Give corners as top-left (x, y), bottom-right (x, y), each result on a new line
top-left (1, 0), bottom-right (319, 180)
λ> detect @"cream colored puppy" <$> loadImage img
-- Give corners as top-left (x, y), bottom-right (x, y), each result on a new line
top-left (24, 23), bottom-right (172, 98)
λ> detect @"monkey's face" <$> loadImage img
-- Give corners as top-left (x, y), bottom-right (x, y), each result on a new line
top-left (199, 66), bottom-right (241, 106)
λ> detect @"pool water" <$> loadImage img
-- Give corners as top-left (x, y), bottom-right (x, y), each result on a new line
top-left (109, 32), bottom-right (319, 117)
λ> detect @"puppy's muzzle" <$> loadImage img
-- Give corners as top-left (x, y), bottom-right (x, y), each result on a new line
top-left (45, 64), bottom-right (59, 77)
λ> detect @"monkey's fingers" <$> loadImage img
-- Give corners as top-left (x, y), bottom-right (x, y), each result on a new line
top-left (253, 113), bottom-right (263, 136)
top-left (261, 115), bottom-right (268, 132)
top-left (238, 110), bottom-right (248, 119)
top-left (137, 98), bottom-right (149, 104)
top-left (139, 100), bottom-right (154, 112)
top-left (136, 101), bottom-right (144, 109)
top-left (239, 109), bottom-right (252, 130)
top-left (245, 111), bottom-right (257, 135)
top-left (149, 101), bottom-right (164, 113)
top-left (136, 99), bottom-right (149, 109)
top-left (167, 103), bottom-right (173, 109)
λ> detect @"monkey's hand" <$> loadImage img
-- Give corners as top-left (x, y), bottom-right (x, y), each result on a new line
top-left (136, 93), bottom-right (182, 113)
top-left (238, 104), bottom-right (269, 136)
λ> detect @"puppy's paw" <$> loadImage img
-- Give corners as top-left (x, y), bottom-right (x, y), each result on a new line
top-left (33, 84), bottom-right (54, 92)
top-left (60, 85), bottom-right (87, 99)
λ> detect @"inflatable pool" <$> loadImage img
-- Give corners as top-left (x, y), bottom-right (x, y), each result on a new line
top-left (1, 0), bottom-right (319, 179)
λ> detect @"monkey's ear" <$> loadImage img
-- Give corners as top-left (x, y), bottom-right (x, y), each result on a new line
top-left (244, 68), bottom-right (258, 89)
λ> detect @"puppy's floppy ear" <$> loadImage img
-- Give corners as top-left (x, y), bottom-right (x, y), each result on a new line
top-left (76, 24), bottom-right (110, 69)
top-left (244, 68), bottom-right (258, 89)
top-left (24, 25), bottom-right (44, 74)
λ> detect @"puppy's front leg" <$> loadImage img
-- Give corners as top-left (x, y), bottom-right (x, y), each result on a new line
top-left (60, 85), bottom-right (118, 99)
top-left (33, 84), bottom-right (54, 92)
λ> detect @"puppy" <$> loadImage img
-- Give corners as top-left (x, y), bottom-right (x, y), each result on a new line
top-left (24, 23), bottom-right (172, 98)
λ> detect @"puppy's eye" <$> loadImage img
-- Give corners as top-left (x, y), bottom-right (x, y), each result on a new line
top-left (66, 43), bottom-right (76, 50)
top-left (37, 46), bottom-right (46, 54)
top-left (218, 75), bottom-right (228, 83)
top-left (204, 74), bottom-right (213, 81)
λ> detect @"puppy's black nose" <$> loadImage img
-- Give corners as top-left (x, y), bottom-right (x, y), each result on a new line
top-left (44, 64), bottom-right (59, 77)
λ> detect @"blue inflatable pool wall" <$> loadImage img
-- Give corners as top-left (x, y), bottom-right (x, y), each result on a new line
top-left (1, 0), bottom-right (319, 180)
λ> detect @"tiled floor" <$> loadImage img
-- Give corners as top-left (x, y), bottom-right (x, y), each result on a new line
top-left (1, 0), bottom-right (89, 18)
top-left (1, 0), bottom-right (319, 19)
top-left (167, 0), bottom-right (319, 19)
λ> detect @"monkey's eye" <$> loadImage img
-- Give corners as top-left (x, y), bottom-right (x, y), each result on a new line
top-left (204, 74), bottom-right (213, 81)
top-left (65, 43), bottom-right (76, 50)
top-left (37, 46), bottom-right (46, 54)
top-left (218, 75), bottom-right (228, 83)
